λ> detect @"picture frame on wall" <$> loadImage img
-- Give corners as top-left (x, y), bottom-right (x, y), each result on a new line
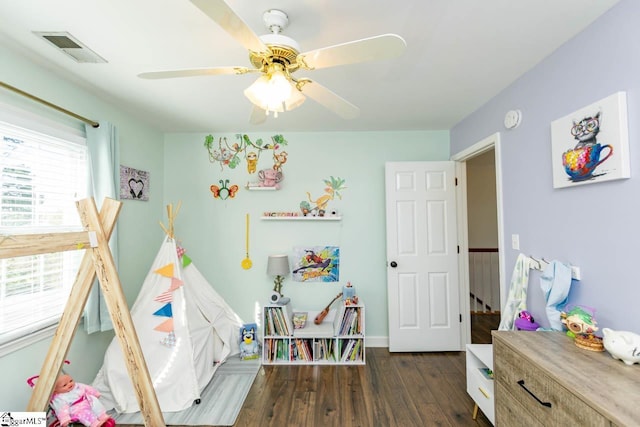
top-left (292, 246), bottom-right (340, 282)
top-left (550, 91), bottom-right (630, 189)
top-left (120, 165), bottom-right (149, 200)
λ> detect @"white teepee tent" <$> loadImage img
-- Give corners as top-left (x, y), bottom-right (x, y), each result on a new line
top-left (93, 232), bottom-right (244, 413)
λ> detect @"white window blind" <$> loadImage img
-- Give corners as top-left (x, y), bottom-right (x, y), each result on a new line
top-left (0, 120), bottom-right (88, 347)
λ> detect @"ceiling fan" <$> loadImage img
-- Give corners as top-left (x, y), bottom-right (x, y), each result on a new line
top-left (138, 0), bottom-right (406, 123)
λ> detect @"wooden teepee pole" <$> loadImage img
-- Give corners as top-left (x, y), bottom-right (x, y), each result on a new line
top-left (26, 198), bottom-right (120, 412)
top-left (24, 198), bottom-right (165, 427)
top-left (77, 198), bottom-right (165, 426)
top-left (159, 201), bottom-right (181, 239)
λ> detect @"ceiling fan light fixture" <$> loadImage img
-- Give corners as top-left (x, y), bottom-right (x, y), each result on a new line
top-left (244, 64), bottom-right (301, 117)
top-left (284, 87), bottom-right (305, 111)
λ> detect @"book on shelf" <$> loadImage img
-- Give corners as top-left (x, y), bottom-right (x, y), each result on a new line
top-left (313, 339), bottom-right (331, 361)
top-left (338, 307), bottom-right (361, 335)
top-left (350, 340), bottom-right (362, 361)
top-left (340, 338), bottom-right (363, 362)
top-left (276, 339), bottom-right (289, 361)
top-left (293, 338), bottom-right (313, 361)
top-left (264, 304), bottom-right (292, 336)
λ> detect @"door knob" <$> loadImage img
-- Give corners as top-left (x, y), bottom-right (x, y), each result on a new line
top-left (390, 261), bottom-right (398, 268)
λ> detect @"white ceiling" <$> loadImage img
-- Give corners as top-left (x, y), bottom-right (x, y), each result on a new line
top-left (0, 0), bottom-right (620, 133)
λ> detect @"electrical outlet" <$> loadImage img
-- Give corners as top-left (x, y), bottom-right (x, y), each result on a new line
top-left (511, 234), bottom-right (520, 250)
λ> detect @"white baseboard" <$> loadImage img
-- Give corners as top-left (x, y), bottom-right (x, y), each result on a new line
top-left (365, 336), bottom-right (388, 348)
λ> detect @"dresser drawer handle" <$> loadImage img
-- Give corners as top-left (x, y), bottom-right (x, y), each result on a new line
top-left (517, 380), bottom-right (552, 408)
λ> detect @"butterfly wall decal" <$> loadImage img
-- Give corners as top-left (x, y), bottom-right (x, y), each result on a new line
top-left (210, 179), bottom-right (239, 200)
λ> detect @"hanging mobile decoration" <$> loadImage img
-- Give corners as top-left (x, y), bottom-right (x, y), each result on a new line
top-left (210, 179), bottom-right (239, 200)
top-left (241, 213), bottom-right (253, 270)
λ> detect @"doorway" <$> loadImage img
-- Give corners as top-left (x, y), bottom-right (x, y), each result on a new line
top-left (452, 133), bottom-right (505, 345)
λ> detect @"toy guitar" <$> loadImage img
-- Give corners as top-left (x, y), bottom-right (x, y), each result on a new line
top-left (314, 292), bottom-right (343, 325)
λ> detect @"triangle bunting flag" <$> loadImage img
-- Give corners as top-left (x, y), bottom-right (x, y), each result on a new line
top-left (169, 277), bottom-right (184, 292)
top-left (154, 290), bottom-right (173, 303)
top-left (154, 263), bottom-right (174, 278)
top-left (160, 331), bottom-right (177, 348)
top-left (154, 318), bottom-right (174, 333)
top-left (182, 254), bottom-right (192, 268)
top-left (153, 303), bottom-right (173, 318)
top-left (176, 246), bottom-right (186, 258)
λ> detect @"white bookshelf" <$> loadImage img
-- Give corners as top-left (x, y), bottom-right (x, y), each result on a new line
top-left (262, 301), bottom-right (365, 365)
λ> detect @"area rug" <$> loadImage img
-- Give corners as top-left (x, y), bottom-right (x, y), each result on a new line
top-left (113, 357), bottom-right (260, 426)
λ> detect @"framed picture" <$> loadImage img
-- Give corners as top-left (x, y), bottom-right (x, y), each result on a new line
top-left (120, 165), bottom-right (149, 200)
top-left (292, 246), bottom-right (340, 282)
top-left (550, 92), bottom-right (630, 188)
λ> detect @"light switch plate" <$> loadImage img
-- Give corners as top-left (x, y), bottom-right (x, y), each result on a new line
top-left (511, 234), bottom-right (520, 250)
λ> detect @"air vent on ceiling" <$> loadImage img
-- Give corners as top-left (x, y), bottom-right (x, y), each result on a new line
top-left (33, 31), bottom-right (107, 64)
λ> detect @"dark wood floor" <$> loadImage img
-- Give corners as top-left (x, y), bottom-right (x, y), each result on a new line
top-left (120, 313), bottom-right (500, 427)
top-left (471, 312), bottom-right (500, 345)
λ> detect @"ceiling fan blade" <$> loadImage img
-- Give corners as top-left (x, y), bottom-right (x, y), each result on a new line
top-left (300, 81), bottom-right (360, 119)
top-left (190, 0), bottom-right (268, 53)
top-left (249, 105), bottom-right (267, 125)
top-left (298, 34), bottom-right (406, 70)
top-left (138, 66), bottom-right (254, 79)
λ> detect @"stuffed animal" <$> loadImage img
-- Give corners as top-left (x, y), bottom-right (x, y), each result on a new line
top-left (239, 323), bottom-right (260, 360)
top-left (602, 328), bottom-right (640, 365)
top-left (258, 169), bottom-right (283, 189)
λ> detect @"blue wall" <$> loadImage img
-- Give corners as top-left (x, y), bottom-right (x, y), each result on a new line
top-left (451, 0), bottom-right (639, 331)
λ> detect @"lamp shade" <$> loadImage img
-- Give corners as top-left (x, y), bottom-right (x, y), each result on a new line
top-left (284, 87), bottom-right (305, 111)
top-left (267, 254), bottom-right (290, 277)
top-left (243, 63), bottom-right (305, 117)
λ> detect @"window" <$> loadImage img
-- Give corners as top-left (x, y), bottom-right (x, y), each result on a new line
top-left (0, 120), bottom-right (88, 348)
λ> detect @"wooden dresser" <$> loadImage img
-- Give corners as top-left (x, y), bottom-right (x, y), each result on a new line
top-left (492, 331), bottom-right (640, 426)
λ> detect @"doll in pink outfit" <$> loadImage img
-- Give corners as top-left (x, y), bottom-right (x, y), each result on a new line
top-left (50, 374), bottom-right (116, 427)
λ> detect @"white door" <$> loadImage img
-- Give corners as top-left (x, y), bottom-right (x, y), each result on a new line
top-left (385, 161), bottom-right (461, 351)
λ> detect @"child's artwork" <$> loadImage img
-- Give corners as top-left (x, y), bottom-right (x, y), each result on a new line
top-left (292, 246), bottom-right (340, 282)
top-left (550, 92), bottom-right (630, 188)
top-left (120, 165), bottom-right (149, 200)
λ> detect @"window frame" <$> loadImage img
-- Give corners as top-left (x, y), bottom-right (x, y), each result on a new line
top-left (0, 102), bottom-right (88, 357)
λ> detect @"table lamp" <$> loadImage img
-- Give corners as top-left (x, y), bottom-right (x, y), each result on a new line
top-left (267, 254), bottom-right (290, 305)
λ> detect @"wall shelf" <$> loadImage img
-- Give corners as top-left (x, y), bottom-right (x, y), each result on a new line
top-left (245, 185), bottom-right (278, 191)
top-left (261, 216), bottom-right (341, 221)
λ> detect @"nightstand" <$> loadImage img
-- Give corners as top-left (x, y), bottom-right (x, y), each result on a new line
top-left (466, 344), bottom-right (494, 425)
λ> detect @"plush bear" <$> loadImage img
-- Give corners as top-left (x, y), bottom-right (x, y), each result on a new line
top-left (258, 169), bottom-right (283, 189)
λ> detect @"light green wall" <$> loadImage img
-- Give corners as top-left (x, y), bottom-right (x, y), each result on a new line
top-left (1, 42), bottom-right (450, 411)
top-left (163, 131), bottom-right (450, 340)
top-left (0, 45), bottom-right (164, 409)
